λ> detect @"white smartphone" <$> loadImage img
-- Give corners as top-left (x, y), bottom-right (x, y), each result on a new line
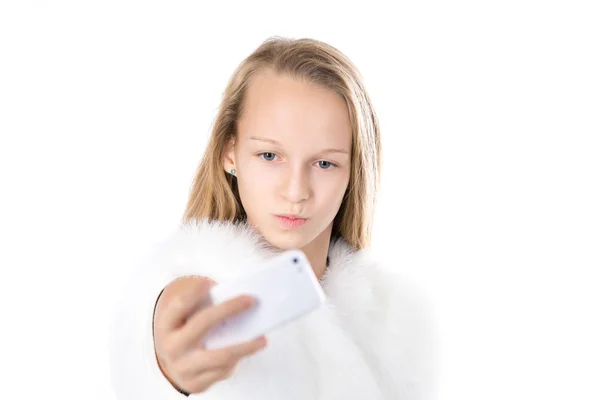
top-left (201, 249), bottom-right (326, 350)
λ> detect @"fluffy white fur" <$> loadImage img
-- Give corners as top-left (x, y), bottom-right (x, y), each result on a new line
top-left (109, 219), bottom-right (438, 399)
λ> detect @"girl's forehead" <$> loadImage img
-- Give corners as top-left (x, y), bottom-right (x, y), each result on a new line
top-left (238, 116), bottom-right (351, 148)
top-left (239, 100), bottom-right (350, 146)
top-left (235, 72), bottom-right (352, 150)
top-left (241, 73), bottom-right (350, 125)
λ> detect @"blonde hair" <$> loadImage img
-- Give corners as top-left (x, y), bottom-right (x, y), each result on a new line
top-left (182, 36), bottom-right (381, 250)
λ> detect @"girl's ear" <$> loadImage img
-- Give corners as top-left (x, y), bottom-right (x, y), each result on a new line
top-left (223, 137), bottom-right (236, 174)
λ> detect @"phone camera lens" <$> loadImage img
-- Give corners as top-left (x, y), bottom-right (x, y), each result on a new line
top-left (293, 257), bottom-right (299, 264)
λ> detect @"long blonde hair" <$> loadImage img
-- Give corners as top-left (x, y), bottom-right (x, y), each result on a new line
top-left (182, 36), bottom-right (381, 250)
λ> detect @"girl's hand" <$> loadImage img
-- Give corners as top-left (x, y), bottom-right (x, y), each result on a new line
top-left (152, 276), bottom-right (267, 394)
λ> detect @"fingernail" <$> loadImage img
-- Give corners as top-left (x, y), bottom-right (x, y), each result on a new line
top-left (198, 277), bottom-right (213, 287)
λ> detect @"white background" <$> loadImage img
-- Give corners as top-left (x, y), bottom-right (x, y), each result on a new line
top-left (1, 1), bottom-right (598, 399)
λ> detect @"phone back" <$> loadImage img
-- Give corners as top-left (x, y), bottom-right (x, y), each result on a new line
top-left (202, 249), bottom-right (326, 350)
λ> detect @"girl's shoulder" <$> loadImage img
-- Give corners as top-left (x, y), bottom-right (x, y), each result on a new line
top-left (323, 239), bottom-right (438, 398)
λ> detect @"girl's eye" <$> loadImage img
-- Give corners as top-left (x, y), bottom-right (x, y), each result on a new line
top-left (258, 153), bottom-right (335, 169)
top-left (317, 160), bottom-right (334, 169)
top-left (259, 152), bottom-right (277, 161)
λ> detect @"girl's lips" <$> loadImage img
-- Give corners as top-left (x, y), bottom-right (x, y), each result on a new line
top-left (275, 215), bottom-right (307, 229)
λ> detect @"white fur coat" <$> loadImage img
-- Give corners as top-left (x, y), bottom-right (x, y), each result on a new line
top-left (109, 219), bottom-right (438, 399)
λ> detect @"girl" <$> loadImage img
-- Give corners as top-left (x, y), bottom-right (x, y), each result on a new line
top-left (110, 36), bottom-right (437, 399)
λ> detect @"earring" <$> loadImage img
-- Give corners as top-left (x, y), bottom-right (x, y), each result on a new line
top-left (230, 169), bottom-right (236, 175)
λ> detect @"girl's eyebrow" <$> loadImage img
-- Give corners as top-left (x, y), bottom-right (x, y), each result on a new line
top-left (249, 136), bottom-right (349, 155)
top-left (249, 136), bottom-right (281, 145)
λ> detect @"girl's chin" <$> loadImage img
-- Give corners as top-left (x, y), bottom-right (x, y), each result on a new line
top-left (263, 231), bottom-right (310, 251)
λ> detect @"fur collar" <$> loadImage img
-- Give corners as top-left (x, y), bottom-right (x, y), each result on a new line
top-left (111, 218), bottom-right (437, 400)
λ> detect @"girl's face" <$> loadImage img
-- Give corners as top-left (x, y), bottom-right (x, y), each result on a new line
top-left (224, 69), bottom-right (352, 250)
